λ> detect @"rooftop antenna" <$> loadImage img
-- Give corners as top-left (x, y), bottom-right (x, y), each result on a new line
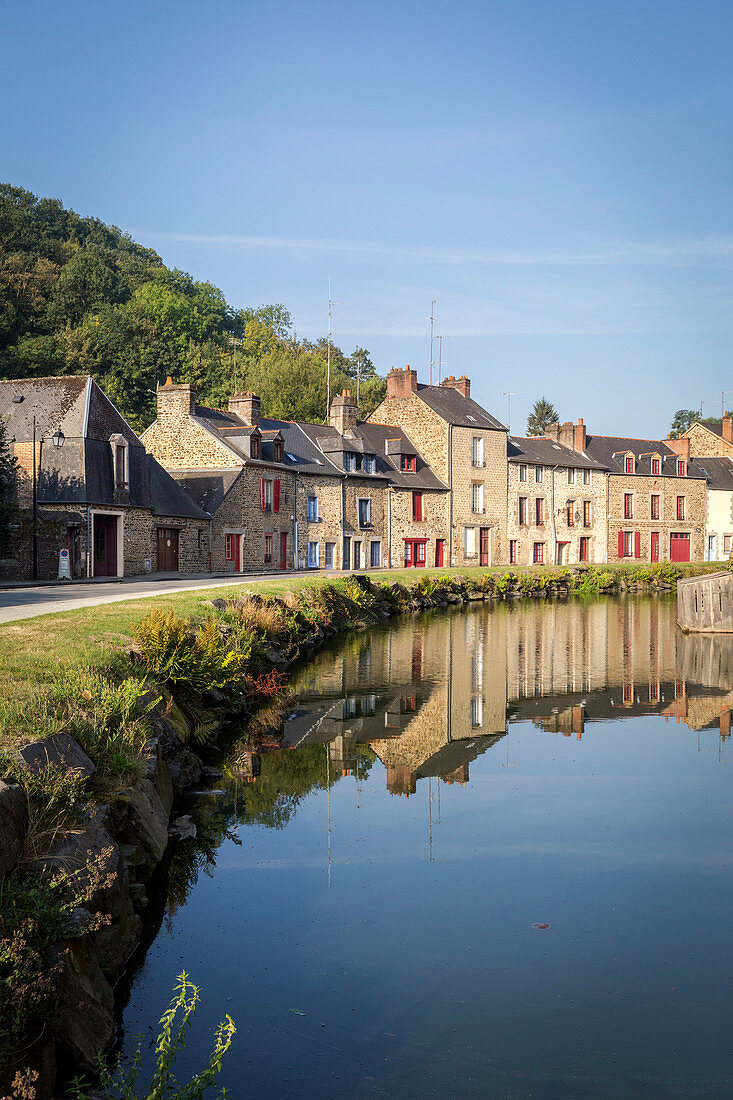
top-left (325, 278), bottom-right (349, 421)
top-left (229, 336), bottom-right (242, 392)
top-left (429, 300), bottom-right (437, 384)
top-left (502, 391), bottom-right (523, 434)
top-left (723, 391), bottom-right (733, 419)
top-left (436, 335), bottom-right (456, 384)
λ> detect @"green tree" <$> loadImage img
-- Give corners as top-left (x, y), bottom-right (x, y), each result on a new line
top-left (527, 396), bottom-right (559, 436)
top-left (668, 408), bottom-right (720, 438)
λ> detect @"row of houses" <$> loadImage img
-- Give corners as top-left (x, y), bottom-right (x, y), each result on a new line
top-left (1, 368), bottom-right (732, 579)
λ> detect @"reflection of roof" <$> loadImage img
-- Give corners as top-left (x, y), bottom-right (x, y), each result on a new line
top-left (415, 732), bottom-right (506, 779)
top-left (416, 383), bottom-right (506, 431)
top-left (169, 469), bottom-right (242, 513)
top-left (689, 456), bottom-right (733, 490)
top-left (584, 435), bottom-right (706, 479)
top-left (508, 436), bottom-right (605, 470)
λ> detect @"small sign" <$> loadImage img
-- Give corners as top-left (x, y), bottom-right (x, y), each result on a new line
top-left (58, 548), bottom-right (71, 580)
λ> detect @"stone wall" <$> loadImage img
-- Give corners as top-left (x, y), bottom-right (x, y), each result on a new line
top-left (686, 423), bottom-right (733, 459)
top-left (369, 394), bottom-right (450, 480)
top-left (141, 399), bottom-right (240, 470)
top-left (294, 473), bottom-right (342, 570)
top-left (607, 473), bottom-right (706, 562)
top-left (507, 462), bottom-right (608, 565)
top-left (388, 487), bottom-right (448, 567)
top-left (450, 426), bottom-right (508, 566)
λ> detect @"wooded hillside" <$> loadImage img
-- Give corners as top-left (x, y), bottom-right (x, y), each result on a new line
top-left (0, 184), bottom-right (385, 430)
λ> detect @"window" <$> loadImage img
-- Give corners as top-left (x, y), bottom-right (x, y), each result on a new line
top-left (115, 444), bottom-right (127, 489)
top-left (566, 500), bottom-right (576, 527)
top-left (471, 697), bottom-right (483, 728)
top-left (343, 452), bottom-right (357, 471)
top-left (619, 531), bottom-right (640, 558)
top-left (583, 500), bottom-right (592, 527)
top-left (535, 466), bottom-right (543, 484)
top-left (651, 494), bottom-right (660, 520)
top-left (353, 541), bottom-right (362, 568)
top-left (677, 459), bottom-right (686, 477)
top-left (623, 531), bottom-right (633, 557)
top-left (651, 458), bottom-right (660, 475)
top-left (260, 477), bottom-right (280, 512)
top-left (518, 464), bottom-right (527, 482)
top-left (677, 495), bottom-right (685, 520)
top-left (416, 541), bottom-right (426, 564)
top-left (224, 534), bottom-right (236, 561)
top-left (264, 533), bottom-right (273, 563)
top-left (725, 535), bottom-right (732, 555)
top-left (624, 493), bottom-right (634, 519)
top-left (358, 498), bottom-right (372, 527)
top-left (567, 468), bottom-right (576, 485)
top-left (579, 536), bottom-right (590, 562)
top-left (307, 495), bottom-right (319, 522)
top-left (362, 455), bottom-right (375, 474)
top-left (533, 542), bottom-right (544, 564)
top-left (625, 455), bottom-right (634, 473)
top-left (535, 497), bottom-right (545, 526)
top-left (343, 537), bottom-right (351, 569)
top-left (273, 440), bottom-right (284, 463)
top-left (250, 436), bottom-right (261, 459)
top-left (582, 469), bottom-right (591, 486)
top-left (307, 541), bottom-right (319, 568)
top-left (509, 539), bottom-right (518, 564)
top-left (472, 437), bottom-right (484, 467)
top-left (464, 527), bottom-right (477, 557)
top-left (370, 540), bottom-right (380, 567)
top-left (325, 542), bottom-right (335, 568)
top-left (519, 497), bottom-right (528, 526)
top-left (412, 491), bottom-right (423, 522)
top-left (197, 528), bottom-right (207, 552)
top-left (400, 453), bottom-right (416, 472)
top-left (472, 483), bottom-right (484, 513)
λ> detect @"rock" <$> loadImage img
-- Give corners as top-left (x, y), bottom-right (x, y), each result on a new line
top-left (466, 591), bottom-right (485, 600)
top-left (168, 748), bottom-right (203, 795)
top-left (52, 938), bottom-right (115, 1073)
top-left (128, 882), bottom-right (148, 910)
top-left (202, 765), bottom-right (223, 780)
top-left (142, 737), bottom-right (173, 816)
top-left (14, 732), bottom-right (95, 778)
top-left (0, 780), bottom-right (27, 876)
top-left (168, 814), bottom-right (197, 841)
top-left (265, 645), bottom-right (286, 665)
top-left (118, 779), bottom-right (169, 878)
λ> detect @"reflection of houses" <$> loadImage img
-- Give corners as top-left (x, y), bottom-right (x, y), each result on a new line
top-left (0, 376), bottom-right (208, 578)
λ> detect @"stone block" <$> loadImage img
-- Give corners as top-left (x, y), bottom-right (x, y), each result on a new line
top-left (15, 732), bottom-right (96, 778)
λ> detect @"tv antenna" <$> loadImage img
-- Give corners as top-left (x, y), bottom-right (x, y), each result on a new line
top-left (435, 335), bottom-right (456, 384)
top-left (502, 391), bottom-right (523, 434)
top-left (325, 278), bottom-right (350, 421)
top-left (429, 300), bottom-right (437, 384)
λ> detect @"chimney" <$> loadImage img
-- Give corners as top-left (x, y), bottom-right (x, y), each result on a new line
top-left (723, 413), bottom-right (733, 444)
top-left (228, 391), bottom-right (261, 426)
top-left (574, 418), bottom-right (586, 452)
top-left (441, 374), bottom-right (471, 399)
top-left (330, 388), bottom-right (358, 434)
top-left (545, 420), bottom-right (580, 451)
top-left (545, 422), bottom-right (561, 444)
top-left (157, 377), bottom-right (194, 422)
top-left (666, 436), bottom-right (690, 460)
top-left (386, 365), bottom-right (418, 400)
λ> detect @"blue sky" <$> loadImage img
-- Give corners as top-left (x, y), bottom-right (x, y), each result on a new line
top-left (2, 0), bottom-right (732, 436)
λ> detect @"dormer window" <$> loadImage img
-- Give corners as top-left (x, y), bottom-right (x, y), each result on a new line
top-left (110, 434), bottom-right (129, 490)
top-left (362, 454), bottom-right (375, 474)
top-left (624, 455), bottom-right (635, 474)
top-left (400, 454), bottom-right (416, 472)
top-left (250, 436), bottom-right (261, 459)
top-left (274, 440), bottom-right (284, 463)
top-left (651, 457), bottom-right (661, 475)
top-left (343, 452), bottom-right (357, 472)
top-left (677, 459), bottom-right (686, 476)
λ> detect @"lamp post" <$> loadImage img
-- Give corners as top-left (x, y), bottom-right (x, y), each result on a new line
top-left (31, 418), bottom-right (65, 581)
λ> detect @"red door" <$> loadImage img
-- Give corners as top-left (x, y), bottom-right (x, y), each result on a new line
top-left (479, 528), bottom-right (490, 566)
top-left (670, 533), bottom-right (690, 562)
top-left (435, 539), bottom-right (445, 567)
top-left (650, 532), bottom-right (659, 563)
top-left (280, 532), bottom-right (288, 570)
top-left (235, 535), bottom-right (241, 572)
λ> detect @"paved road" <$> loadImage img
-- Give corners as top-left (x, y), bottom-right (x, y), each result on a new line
top-left (0, 571), bottom-right (301, 624)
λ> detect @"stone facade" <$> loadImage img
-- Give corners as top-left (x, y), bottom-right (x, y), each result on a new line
top-left (686, 419), bottom-right (733, 459)
top-left (388, 487), bottom-right (448, 568)
top-left (606, 472), bottom-right (705, 564)
top-left (507, 461), bottom-right (607, 566)
top-left (140, 385), bottom-right (241, 470)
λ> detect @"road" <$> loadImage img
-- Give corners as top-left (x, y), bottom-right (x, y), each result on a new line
top-left (0, 571), bottom-right (303, 624)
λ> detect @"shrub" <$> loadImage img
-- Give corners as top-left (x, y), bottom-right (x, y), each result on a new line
top-left (135, 610), bottom-right (251, 701)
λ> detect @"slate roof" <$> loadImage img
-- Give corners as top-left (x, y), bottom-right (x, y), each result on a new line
top-left (0, 376), bottom-right (89, 439)
top-left (584, 435), bottom-right (707, 479)
top-left (357, 422), bottom-right (447, 490)
top-left (416, 383), bottom-right (506, 431)
top-left (146, 458), bottom-right (209, 519)
top-left (508, 436), bottom-right (606, 470)
top-left (169, 469), bottom-right (243, 514)
top-left (689, 456), bottom-right (733, 491)
top-left (691, 420), bottom-right (725, 439)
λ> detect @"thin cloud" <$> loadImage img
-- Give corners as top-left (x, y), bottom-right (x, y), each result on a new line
top-left (134, 229), bottom-right (733, 268)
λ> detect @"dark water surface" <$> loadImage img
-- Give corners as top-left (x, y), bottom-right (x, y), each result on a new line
top-left (120, 597), bottom-right (733, 1098)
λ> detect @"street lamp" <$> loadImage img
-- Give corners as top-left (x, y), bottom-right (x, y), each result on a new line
top-left (32, 417), bottom-right (65, 581)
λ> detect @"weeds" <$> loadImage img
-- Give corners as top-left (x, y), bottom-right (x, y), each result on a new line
top-left (135, 610), bottom-right (251, 702)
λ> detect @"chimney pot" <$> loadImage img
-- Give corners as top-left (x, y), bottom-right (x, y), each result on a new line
top-left (157, 379), bottom-right (194, 419)
top-left (386, 365), bottom-right (418, 400)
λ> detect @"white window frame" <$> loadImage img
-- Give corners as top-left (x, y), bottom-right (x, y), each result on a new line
top-left (358, 497), bottom-right (372, 528)
top-left (307, 495), bottom-right (319, 522)
top-left (472, 436), bottom-right (484, 467)
top-left (518, 464), bottom-right (527, 482)
top-left (472, 482), bottom-right (484, 514)
top-left (307, 541), bottom-right (320, 568)
top-left (464, 526), bottom-right (477, 557)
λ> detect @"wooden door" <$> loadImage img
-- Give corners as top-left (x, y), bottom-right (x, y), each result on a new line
top-left (479, 528), bottom-right (490, 566)
top-left (670, 532), bottom-right (690, 562)
top-left (651, 531), bottom-right (659, 563)
top-left (94, 516), bottom-right (118, 577)
top-left (280, 532), bottom-right (288, 570)
top-left (435, 539), bottom-right (445, 567)
top-left (156, 527), bottom-right (180, 572)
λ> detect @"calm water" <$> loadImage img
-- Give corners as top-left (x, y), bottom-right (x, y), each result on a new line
top-left (119, 597), bottom-right (733, 1098)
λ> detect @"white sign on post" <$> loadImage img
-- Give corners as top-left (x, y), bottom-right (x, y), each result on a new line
top-left (58, 548), bottom-right (71, 580)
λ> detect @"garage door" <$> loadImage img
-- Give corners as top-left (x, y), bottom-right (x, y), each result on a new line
top-left (670, 532), bottom-right (690, 562)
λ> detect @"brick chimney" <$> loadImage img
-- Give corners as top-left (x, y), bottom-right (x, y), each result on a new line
top-left (330, 389), bottom-right (358, 434)
top-left (441, 374), bottom-right (471, 399)
top-left (157, 377), bottom-right (194, 422)
top-left (546, 419), bottom-right (585, 452)
top-left (574, 418), bottom-right (586, 452)
top-left (666, 435), bottom-right (690, 460)
top-left (228, 391), bottom-right (261, 426)
top-left (386, 365), bottom-right (418, 400)
top-left (723, 413), bottom-right (733, 444)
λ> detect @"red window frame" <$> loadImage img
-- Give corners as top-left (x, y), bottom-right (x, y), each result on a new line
top-left (519, 497), bottom-right (527, 526)
top-left (651, 494), bottom-right (660, 520)
top-left (567, 468), bottom-right (576, 485)
top-left (566, 502), bottom-right (575, 527)
top-left (401, 454), bottom-right (416, 472)
top-left (535, 497), bottom-right (544, 526)
top-left (677, 459), bottom-right (685, 476)
top-left (251, 437), bottom-right (261, 459)
top-left (533, 542), bottom-right (544, 564)
top-left (579, 536), bottom-right (590, 562)
top-left (677, 495), bottom-right (685, 520)
top-left (583, 500), bottom-right (591, 527)
top-left (651, 458), bottom-right (660, 475)
top-left (509, 539), bottom-right (518, 564)
top-left (624, 493), bottom-right (633, 519)
top-left (225, 534), bottom-right (235, 561)
top-left (412, 490), bottom-right (423, 522)
top-left (404, 538), bottom-right (428, 567)
top-left (274, 441), bottom-right (283, 463)
top-left (625, 456), bottom-right (634, 473)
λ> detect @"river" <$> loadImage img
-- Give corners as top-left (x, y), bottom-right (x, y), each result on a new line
top-left (117, 595), bottom-right (733, 1098)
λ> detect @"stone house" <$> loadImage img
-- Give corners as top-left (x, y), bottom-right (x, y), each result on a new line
top-left (0, 376), bottom-right (209, 579)
top-left (507, 430), bottom-right (608, 566)
top-left (369, 367), bottom-right (508, 566)
top-left (688, 457), bottom-right (733, 561)
top-left (684, 414), bottom-right (733, 460)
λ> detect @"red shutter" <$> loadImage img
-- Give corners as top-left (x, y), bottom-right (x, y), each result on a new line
top-left (273, 479), bottom-right (281, 513)
top-left (260, 478), bottom-right (265, 510)
top-left (618, 531), bottom-right (625, 558)
top-left (634, 531), bottom-right (641, 558)
top-left (413, 491), bottom-right (422, 522)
